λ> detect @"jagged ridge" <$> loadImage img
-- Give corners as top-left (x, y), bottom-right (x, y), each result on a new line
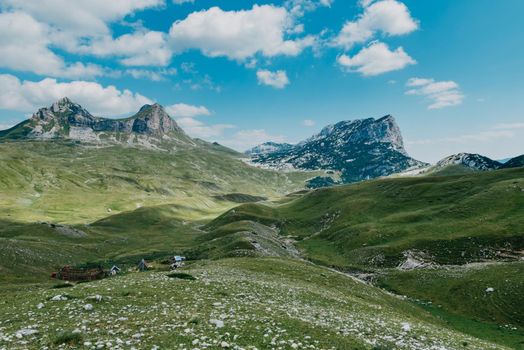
top-left (0, 97), bottom-right (188, 145)
top-left (248, 115), bottom-right (427, 183)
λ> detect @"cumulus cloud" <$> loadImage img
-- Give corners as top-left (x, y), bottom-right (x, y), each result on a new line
top-left (0, 0), bottom-right (163, 37)
top-left (0, 74), bottom-right (152, 116)
top-left (0, 12), bottom-right (104, 78)
top-left (337, 42), bottom-right (415, 76)
top-left (256, 70), bottom-right (290, 89)
top-left (0, 1), bottom-right (167, 74)
top-left (334, 0), bottom-right (418, 50)
top-left (169, 5), bottom-right (315, 61)
top-left (173, 0), bottom-right (194, 3)
top-left (164, 102), bottom-right (235, 139)
top-left (165, 103), bottom-right (210, 118)
top-left (285, 0), bottom-right (333, 18)
top-left (73, 30), bottom-right (172, 67)
top-left (176, 117), bottom-right (234, 139)
top-left (406, 77), bottom-right (464, 109)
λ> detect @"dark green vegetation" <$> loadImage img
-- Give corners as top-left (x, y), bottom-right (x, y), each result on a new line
top-left (166, 272), bottom-right (196, 280)
top-left (208, 168), bottom-right (524, 270)
top-left (504, 154), bottom-right (524, 169)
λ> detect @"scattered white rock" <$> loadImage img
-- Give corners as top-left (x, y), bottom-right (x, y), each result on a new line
top-left (16, 328), bottom-right (38, 338)
top-left (401, 322), bottom-right (411, 332)
top-left (51, 295), bottom-right (67, 301)
top-left (486, 287), bottom-right (495, 293)
top-left (210, 319), bottom-right (224, 328)
top-left (36, 303), bottom-right (45, 309)
top-left (83, 304), bottom-right (94, 311)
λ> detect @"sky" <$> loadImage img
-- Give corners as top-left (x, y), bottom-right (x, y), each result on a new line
top-left (0, 0), bottom-right (523, 163)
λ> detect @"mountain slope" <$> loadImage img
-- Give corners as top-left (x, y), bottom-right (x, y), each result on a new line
top-left (503, 154), bottom-right (524, 169)
top-left (248, 115), bottom-right (427, 182)
top-left (207, 168), bottom-right (524, 270)
top-left (426, 153), bottom-right (502, 175)
top-left (0, 99), bottom-right (323, 224)
top-left (0, 258), bottom-right (504, 350)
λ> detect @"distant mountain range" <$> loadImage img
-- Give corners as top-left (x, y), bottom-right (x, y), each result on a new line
top-left (1, 99), bottom-right (522, 185)
top-left (0, 97), bottom-right (192, 148)
top-left (423, 152), bottom-right (523, 175)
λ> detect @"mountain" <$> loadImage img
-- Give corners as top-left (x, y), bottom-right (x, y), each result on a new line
top-left (0, 97), bottom-right (191, 147)
top-left (245, 141), bottom-right (293, 156)
top-left (428, 153), bottom-right (502, 175)
top-left (502, 154), bottom-right (524, 169)
top-left (248, 115), bottom-right (427, 182)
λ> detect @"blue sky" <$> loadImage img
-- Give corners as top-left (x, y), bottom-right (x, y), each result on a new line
top-left (0, 0), bottom-right (523, 162)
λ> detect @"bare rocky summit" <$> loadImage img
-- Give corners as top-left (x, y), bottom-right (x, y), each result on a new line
top-left (247, 115), bottom-right (427, 183)
top-left (0, 97), bottom-right (189, 146)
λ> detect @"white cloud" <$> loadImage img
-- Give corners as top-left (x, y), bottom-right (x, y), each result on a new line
top-left (218, 129), bottom-right (286, 151)
top-left (126, 67), bottom-right (177, 81)
top-left (334, 0), bottom-right (418, 50)
top-left (406, 77), bottom-right (464, 109)
top-left (169, 5), bottom-right (315, 60)
top-left (337, 41), bottom-right (415, 76)
top-left (0, 1), bottom-right (167, 74)
top-left (285, 0), bottom-right (333, 18)
top-left (0, 74), bottom-right (152, 116)
top-left (173, 0), bottom-right (193, 3)
top-left (0, 0), bottom-right (163, 37)
top-left (164, 102), bottom-right (233, 139)
top-left (493, 122), bottom-right (524, 130)
top-left (256, 70), bottom-right (290, 89)
top-left (165, 103), bottom-right (210, 118)
top-left (0, 11), bottom-right (104, 78)
top-left (72, 30), bottom-right (172, 67)
top-left (302, 119), bottom-right (315, 126)
top-left (176, 117), bottom-right (234, 139)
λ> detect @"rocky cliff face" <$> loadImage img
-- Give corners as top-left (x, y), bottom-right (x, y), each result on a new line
top-left (1, 97), bottom-right (189, 146)
top-left (29, 97), bottom-right (183, 137)
top-left (248, 115), bottom-right (427, 182)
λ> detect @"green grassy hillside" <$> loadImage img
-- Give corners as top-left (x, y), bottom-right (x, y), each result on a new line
top-left (0, 140), bottom-right (319, 224)
top-left (0, 139), bottom-right (321, 286)
top-left (376, 262), bottom-right (524, 349)
top-left (208, 168), bottom-right (524, 270)
top-left (201, 168), bottom-right (524, 347)
top-left (0, 258), bottom-right (508, 350)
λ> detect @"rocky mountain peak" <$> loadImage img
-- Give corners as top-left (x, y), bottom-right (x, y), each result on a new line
top-left (248, 115), bottom-right (426, 183)
top-left (3, 98), bottom-right (188, 145)
top-left (32, 97), bottom-right (94, 124)
top-left (132, 103), bottom-right (183, 136)
top-left (305, 115), bottom-right (406, 155)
